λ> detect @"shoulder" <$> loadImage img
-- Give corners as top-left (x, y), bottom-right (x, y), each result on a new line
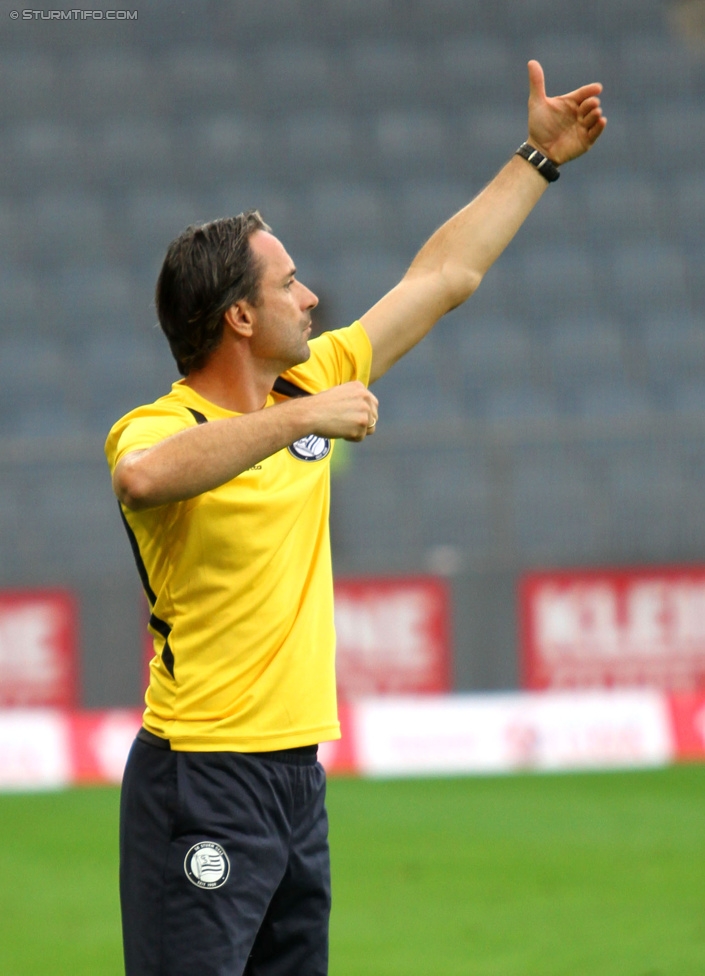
top-left (104, 389), bottom-right (202, 471)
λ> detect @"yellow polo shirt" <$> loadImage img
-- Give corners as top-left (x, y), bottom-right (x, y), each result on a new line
top-left (105, 322), bottom-right (372, 751)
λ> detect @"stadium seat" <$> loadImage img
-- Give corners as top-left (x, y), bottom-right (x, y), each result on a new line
top-left (651, 106), bottom-right (705, 166)
top-left (593, 0), bottom-right (664, 32)
top-left (371, 339), bottom-right (461, 424)
top-left (158, 47), bottom-right (241, 113)
top-left (345, 40), bottom-right (422, 103)
top-left (8, 121), bottom-right (81, 187)
top-left (672, 379), bottom-right (705, 418)
top-left (209, 0), bottom-right (306, 38)
top-left (427, 35), bottom-right (514, 101)
top-left (19, 192), bottom-right (110, 269)
top-left (0, 270), bottom-right (41, 330)
top-left (674, 174), bottom-right (705, 244)
top-left (608, 451), bottom-right (689, 557)
top-left (122, 190), bottom-right (203, 267)
top-left (251, 43), bottom-right (332, 108)
top-left (611, 243), bottom-right (688, 317)
top-left (0, 337), bottom-right (74, 441)
top-left (281, 112), bottom-right (358, 174)
top-left (191, 115), bottom-right (263, 163)
top-left (331, 460), bottom-right (416, 568)
top-left (42, 267), bottom-right (134, 334)
top-left (546, 317), bottom-right (625, 383)
top-left (518, 180), bottom-right (579, 240)
top-left (642, 314), bottom-right (705, 381)
top-left (460, 109), bottom-right (528, 171)
top-left (398, 180), bottom-right (472, 247)
top-left (519, 246), bottom-right (599, 314)
top-left (327, 249), bottom-right (407, 325)
top-left (584, 173), bottom-right (660, 243)
top-left (71, 51), bottom-right (154, 118)
top-left (571, 380), bottom-right (652, 419)
top-left (306, 182), bottom-right (390, 251)
top-left (0, 202), bottom-right (16, 270)
top-left (10, 404), bottom-right (86, 441)
top-left (94, 120), bottom-right (174, 184)
top-left (620, 36), bottom-right (698, 100)
top-left (374, 111), bottom-right (451, 179)
top-left (80, 332), bottom-right (177, 432)
top-left (610, 243), bottom-right (688, 320)
top-left (0, 51), bottom-right (55, 120)
top-left (512, 453), bottom-right (604, 560)
top-left (456, 317), bottom-right (534, 386)
top-left (411, 0), bottom-right (497, 34)
top-left (31, 465), bottom-right (127, 572)
top-left (481, 383), bottom-right (561, 421)
top-left (415, 452), bottom-right (492, 553)
top-left (0, 481), bottom-right (20, 553)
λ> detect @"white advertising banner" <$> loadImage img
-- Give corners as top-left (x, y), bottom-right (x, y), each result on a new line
top-left (0, 693), bottom-right (687, 791)
top-left (354, 691), bottom-right (673, 777)
top-left (0, 710), bottom-right (71, 791)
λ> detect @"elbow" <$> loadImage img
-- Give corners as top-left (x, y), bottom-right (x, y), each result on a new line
top-left (112, 457), bottom-right (155, 511)
top-left (408, 262), bottom-right (483, 316)
top-left (441, 265), bottom-right (484, 312)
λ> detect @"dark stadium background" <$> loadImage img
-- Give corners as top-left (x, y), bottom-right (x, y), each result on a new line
top-left (1, 0), bottom-right (704, 709)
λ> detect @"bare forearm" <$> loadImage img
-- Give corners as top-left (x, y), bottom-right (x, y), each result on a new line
top-left (114, 399), bottom-right (314, 510)
top-left (409, 155), bottom-right (547, 308)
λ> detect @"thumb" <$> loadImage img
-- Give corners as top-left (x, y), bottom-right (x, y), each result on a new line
top-left (527, 59), bottom-right (546, 103)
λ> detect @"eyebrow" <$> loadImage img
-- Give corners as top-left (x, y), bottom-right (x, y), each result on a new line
top-left (282, 266), bottom-right (296, 283)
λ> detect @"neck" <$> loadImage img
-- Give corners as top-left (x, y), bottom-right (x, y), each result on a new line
top-left (182, 344), bottom-right (279, 414)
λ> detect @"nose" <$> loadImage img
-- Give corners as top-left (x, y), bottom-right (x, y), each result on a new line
top-left (300, 283), bottom-right (318, 310)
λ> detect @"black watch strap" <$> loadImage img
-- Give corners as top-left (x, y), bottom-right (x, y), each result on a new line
top-left (515, 142), bottom-right (560, 182)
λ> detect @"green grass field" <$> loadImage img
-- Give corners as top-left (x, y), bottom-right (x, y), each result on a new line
top-left (0, 767), bottom-right (704, 975)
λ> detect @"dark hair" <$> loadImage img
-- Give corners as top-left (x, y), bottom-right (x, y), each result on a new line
top-left (155, 210), bottom-right (271, 375)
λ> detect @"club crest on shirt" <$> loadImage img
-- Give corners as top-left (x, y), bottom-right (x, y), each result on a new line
top-left (184, 841), bottom-right (230, 889)
top-left (288, 434), bottom-right (331, 462)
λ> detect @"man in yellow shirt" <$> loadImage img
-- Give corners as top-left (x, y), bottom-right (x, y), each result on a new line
top-left (108, 63), bottom-right (605, 976)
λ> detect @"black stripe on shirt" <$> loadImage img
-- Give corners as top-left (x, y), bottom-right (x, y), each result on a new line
top-left (272, 376), bottom-right (312, 399)
top-left (118, 503), bottom-right (175, 678)
top-left (187, 408), bottom-right (208, 424)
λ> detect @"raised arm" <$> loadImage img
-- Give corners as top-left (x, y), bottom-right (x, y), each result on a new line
top-left (361, 60), bottom-right (606, 382)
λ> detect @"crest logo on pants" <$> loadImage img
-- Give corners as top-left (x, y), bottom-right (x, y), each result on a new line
top-left (184, 842), bottom-right (230, 889)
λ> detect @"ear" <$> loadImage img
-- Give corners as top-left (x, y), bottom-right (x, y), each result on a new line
top-left (223, 301), bottom-right (254, 338)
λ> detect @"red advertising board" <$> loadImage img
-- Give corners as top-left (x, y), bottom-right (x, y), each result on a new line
top-left (666, 692), bottom-right (705, 761)
top-left (334, 576), bottom-right (452, 698)
top-left (520, 567), bottom-right (705, 691)
top-left (0, 590), bottom-right (78, 707)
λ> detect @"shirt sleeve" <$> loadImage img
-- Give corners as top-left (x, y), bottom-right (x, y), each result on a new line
top-left (281, 321), bottom-right (373, 393)
top-left (105, 408), bottom-right (195, 473)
